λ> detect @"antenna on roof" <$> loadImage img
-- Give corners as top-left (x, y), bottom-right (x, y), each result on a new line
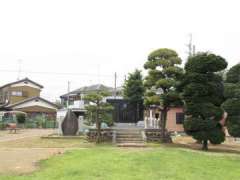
top-left (17, 59), bottom-right (23, 80)
top-left (186, 33), bottom-right (196, 58)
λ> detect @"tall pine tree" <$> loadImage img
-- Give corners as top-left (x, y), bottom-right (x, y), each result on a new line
top-left (182, 52), bottom-right (228, 150)
top-left (123, 69), bottom-right (145, 122)
top-left (222, 64), bottom-right (240, 137)
top-left (144, 48), bottom-right (183, 142)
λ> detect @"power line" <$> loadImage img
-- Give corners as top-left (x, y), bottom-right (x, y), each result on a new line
top-left (0, 69), bottom-right (123, 78)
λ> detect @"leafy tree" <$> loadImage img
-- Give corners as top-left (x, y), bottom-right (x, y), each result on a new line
top-left (222, 64), bottom-right (240, 137)
top-left (16, 113), bottom-right (26, 124)
top-left (84, 91), bottom-right (113, 143)
top-left (182, 52), bottom-right (228, 150)
top-left (144, 48), bottom-right (183, 142)
top-left (123, 69), bottom-right (145, 122)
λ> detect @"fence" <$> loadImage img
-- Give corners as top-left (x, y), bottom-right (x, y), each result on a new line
top-left (144, 117), bottom-right (160, 129)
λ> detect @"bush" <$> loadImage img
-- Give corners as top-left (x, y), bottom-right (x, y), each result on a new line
top-left (0, 122), bottom-right (6, 129)
top-left (45, 120), bottom-right (56, 128)
top-left (25, 121), bottom-right (37, 128)
top-left (16, 113), bottom-right (26, 124)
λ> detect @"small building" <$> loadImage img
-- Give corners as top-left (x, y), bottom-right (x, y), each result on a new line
top-left (0, 78), bottom-right (58, 119)
top-left (144, 106), bottom-right (184, 132)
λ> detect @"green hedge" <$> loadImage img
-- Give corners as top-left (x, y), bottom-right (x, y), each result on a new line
top-left (43, 121), bottom-right (56, 128)
top-left (0, 122), bottom-right (6, 130)
top-left (24, 120), bottom-right (56, 129)
top-left (25, 121), bottom-right (38, 128)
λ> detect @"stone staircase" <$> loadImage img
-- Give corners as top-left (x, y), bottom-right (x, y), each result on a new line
top-left (115, 128), bottom-right (146, 147)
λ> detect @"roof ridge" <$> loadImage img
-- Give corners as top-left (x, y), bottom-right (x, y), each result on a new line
top-left (0, 78), bottom-right (44, 90)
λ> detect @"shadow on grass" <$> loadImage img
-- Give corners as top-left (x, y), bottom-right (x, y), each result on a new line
top-left (154, 142), bottom-right (240, 155)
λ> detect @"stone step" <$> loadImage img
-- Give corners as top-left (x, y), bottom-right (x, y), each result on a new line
top-left (116, 131), bottom-right (141, 135)
top-left (117, 134), bottom-right (142, 138)
top-left (115, 128), bottom-right (142, 131)
top-left (117, 141), bottom-right (144, 144)
top-left (117, 143), bottom-right (146, 147)
top-left (116, 138), bottom-right (143, 142)
top-left (116, 136), bottom-right (142, 139)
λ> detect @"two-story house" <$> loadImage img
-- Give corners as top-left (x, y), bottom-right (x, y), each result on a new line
top-left (58, 84), bottom-right (122, 118)
top-left (0, 78), bottom-right (58, 119)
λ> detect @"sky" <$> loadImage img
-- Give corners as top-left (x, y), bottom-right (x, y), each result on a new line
top-left (0, 0), bottom-right (240, 101)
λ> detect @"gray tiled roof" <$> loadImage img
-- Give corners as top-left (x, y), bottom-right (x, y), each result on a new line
top-left (60, 84), bottom-right (119, 98)
top-left (0, 77), bottom-right (44, 89)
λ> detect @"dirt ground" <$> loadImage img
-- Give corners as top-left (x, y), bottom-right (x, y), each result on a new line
top-left (0, 129), bottom-right (67, 174)
top-left (0, 129), bottom-right (55, 142)
top-left (172, 135), bottom-right (240, 154)
top-left (0, 148), bottom-right (65, 174)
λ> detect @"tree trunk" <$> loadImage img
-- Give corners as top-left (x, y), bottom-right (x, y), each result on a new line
top-left (96, 102), bottom-right (101, 143)
top-left (202, 140), bottom-right (208, 151)
top-left (136, 103), bottom-right (139, 123)
top-left (160, 108), bottom-right (168, 142)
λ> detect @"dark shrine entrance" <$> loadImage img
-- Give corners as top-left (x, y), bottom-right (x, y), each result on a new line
top-left (107, 99), bottom-right (143, 123)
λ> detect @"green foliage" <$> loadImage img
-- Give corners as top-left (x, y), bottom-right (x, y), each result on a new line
top-left (123, 69), bottom-right (145, 104)
top-left (85, 104), bottom-right (113, 126)
top-left (222, 64), bottom-right (240, 137)
top-left (144, 48), bottom-right (183, 141)
top-left (185, 53), bottom-right (228, 73)
top-left (144, 48), bottom-right (183, 107)
top-left (182, 52), bottom-right (227, 149)
top-left (226, 63), bottom-right (240, 83)
top-left (84, 91), bottom-right (113, 140)
top-left (222, 63), bottom-right (240, 137)
top-left (16, 113), bottom-right (26, 124)
top-left (223, 83), bottom-right (240, 98)
top-left (123, 69), bottom-right (144, 122)
top-left (0, 122), bottom-right (6, 129)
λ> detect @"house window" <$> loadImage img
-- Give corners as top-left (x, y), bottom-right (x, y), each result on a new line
top-left (176, 112), bottom-right (184, 124)
top-left (11, 91), bottom-right (23, 96)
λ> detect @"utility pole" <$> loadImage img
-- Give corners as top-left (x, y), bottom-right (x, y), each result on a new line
top-left (67, 81), bottom-right (70, 109)
top-left (193, 45), bottom-right (196, 56)
top-left (114, 72), bottom-right (117, 98)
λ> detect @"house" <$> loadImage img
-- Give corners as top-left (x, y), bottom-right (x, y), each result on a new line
top-left (144, 106), bottom-right (184, 132)
top-left (0, 78), bottom-right (59, 119)
top-left (59, 83), bottom-right (184, 132)
top-left (59, 84), bottom-right (145, 125)
top-left (59, 84), bottom-right (122, 115)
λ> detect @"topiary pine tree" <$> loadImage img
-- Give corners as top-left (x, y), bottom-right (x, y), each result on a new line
top-left (222, 64), bottom-right (240, 137)
top-left (84, 91), bottom-right (113, 143)
top-left (123, 69), bottom-right (145, 122)
top-left (182, 52), bottom-right (228, 150)
top-left (144, 48), bottom-right (183, 142)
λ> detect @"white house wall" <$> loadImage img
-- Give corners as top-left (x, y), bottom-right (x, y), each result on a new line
top-left (12, 99), bottom-right (57, 110)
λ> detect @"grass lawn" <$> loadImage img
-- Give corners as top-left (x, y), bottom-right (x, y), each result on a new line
top-left (1, 147), bottom-right (240, 180)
